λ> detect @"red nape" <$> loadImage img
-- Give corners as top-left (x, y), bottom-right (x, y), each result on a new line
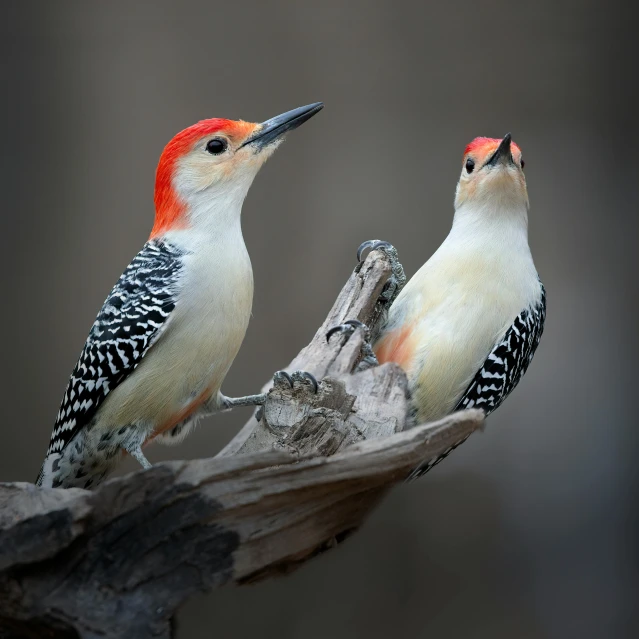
top-left (150, 119), bottom-right (252, 238)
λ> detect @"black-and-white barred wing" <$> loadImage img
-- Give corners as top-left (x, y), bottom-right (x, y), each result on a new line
top-left (455, 285), bottom-right (546, 415)
top-left (408, 285), bottom-right (546, 481)
top-left (39, 240), bottom-right (184, 467)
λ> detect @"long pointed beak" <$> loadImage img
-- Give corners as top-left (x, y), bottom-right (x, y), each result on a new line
top-left (239, 102), bottom-right (324, 151)
top-left (485, 133), bottom-right (513, 167)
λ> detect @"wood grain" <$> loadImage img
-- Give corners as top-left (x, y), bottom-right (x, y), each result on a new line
top-left (0, 248), bottom-right (484, 639)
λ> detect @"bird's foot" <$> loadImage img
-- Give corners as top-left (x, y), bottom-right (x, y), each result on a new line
top-left (356, 239), bottom-right (394, 263)
top-left (272, 369), bottom-right (319, 394)
top-left (124, 442), bottom-right (152, 470)
top-left (222, 372), bottom-right (319, 422)
top-left (326, 318), bottom-right (370, 343)
top-left (221, 393), bottom-right (268, 410)
top-left (257, 370), bottom-right (320, 422)
top-left (221, 392), bottom-right (268, 424)
top-left (356, 240), bottom-right (406, 304)
top-left (326, 319), bottom-right (379, 372)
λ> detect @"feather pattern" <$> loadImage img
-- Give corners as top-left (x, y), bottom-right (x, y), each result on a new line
top-left (407, 287), bottom-right (546, 480)
top-left (36, 239), bottom-right (184, 485)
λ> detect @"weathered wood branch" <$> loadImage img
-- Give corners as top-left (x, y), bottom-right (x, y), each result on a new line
top-left (219, 244), bottom-right (408, 458)
top-left (0, 248), bottom-right (484, 639)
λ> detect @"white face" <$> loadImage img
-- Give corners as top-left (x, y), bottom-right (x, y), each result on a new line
top-left (152, 104), bottom-right (323, 238)
top-left (455, 138), bottom-right (528, 211)
top-left (173, 124), bottom-right (279, 201)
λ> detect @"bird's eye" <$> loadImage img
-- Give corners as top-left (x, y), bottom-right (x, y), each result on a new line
top-left (520, 158), bottom-right (525, 169)
top-left (206, 138), bottom-right (228, 155)
top-left (465, 158), bottom-right (475, 173)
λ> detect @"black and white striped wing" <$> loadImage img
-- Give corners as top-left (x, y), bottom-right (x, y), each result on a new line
top-left (455, 286), bottom-right (546, 415)
top-left (408, 286), bottom-right (546, 480)
top-left (36, 240), bottom-right (184, 484)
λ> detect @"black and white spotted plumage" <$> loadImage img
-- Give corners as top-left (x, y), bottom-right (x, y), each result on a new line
top-left (456, 285), bottom-right (546, 414)
top-left (36, 239), bottom-right (184, 486)
top-left (408, 286), bottom-right (546, 480)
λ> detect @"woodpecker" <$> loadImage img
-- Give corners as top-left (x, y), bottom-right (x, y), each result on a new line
top-left (36, 102), bottom-right (324, 489)
top-left (365, 134), bottom-right (546, 478)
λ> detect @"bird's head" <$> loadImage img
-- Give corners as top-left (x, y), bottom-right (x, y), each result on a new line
top-left (151, 102), bottom-right (323, 238)
top-left (454, 134), bottom-right (527, 212)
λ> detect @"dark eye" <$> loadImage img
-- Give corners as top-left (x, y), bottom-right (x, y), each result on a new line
top-left (465, 158), bottom-right (475, 173)
top-left (206, 138), bottom-right (227, 155)
top-left (520, 158), bottom-right (525, 169)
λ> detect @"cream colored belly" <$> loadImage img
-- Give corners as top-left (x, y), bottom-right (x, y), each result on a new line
top-left (408, 301), bottom-right (512, 422)
top-left (379, 252), bottom-right (539, 423)
top-left (94, 259), bottom-right (253, 435)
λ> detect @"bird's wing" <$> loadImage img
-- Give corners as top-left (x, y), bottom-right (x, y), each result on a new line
top-left (37, 239), bottom-right (185, 479)
top-left (408, 285), bottom-right (546, 480)
top-left (455, 285), bottom-right (546, 415)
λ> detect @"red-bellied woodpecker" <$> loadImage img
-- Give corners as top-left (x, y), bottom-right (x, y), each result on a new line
top-left (37, 102), bottom-right (323, 489)
top-left (335, 134), bottom-right (545, 479)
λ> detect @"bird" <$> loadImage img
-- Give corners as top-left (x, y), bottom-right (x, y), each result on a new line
top-left (359, 134), bottom-right (546, 478)
top-left (36, 102), bottom-right (324, 489)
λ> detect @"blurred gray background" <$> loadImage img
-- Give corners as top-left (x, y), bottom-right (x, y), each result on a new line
top-left (2, 1), bottom-right (638, 637)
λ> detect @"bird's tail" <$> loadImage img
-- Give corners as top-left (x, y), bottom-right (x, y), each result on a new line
top-left (35, 452), bottom-right (61, 488)
top-left (406, 433), bottom-right (472, 482)
top-left (35, 445), bottom-right (118, 489)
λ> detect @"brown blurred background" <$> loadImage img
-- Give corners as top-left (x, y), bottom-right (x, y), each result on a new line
top-left (2, 1), bottom-right (638, 637)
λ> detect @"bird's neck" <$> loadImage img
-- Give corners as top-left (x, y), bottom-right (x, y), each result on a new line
top-left (191, 189), bottom-right (245, 234)
top-left (160, 176), bottom-right (255, 251)
top-left (449, 199), bottom-right (529, 250)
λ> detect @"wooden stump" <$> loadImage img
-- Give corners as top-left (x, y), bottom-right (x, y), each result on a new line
top-left (0, 247), bottom-right (484, 639)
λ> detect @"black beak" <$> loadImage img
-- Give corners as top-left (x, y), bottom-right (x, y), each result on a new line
top-left (485, 133), bottom-right (513, 167)
top-left (239, 102), bottom-right (324, 151)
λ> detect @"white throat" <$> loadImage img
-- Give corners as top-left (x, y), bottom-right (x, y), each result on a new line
top-left (450, 195), bottom-right (529, 251)
top-left (182, 172), bottom-right (257, 239)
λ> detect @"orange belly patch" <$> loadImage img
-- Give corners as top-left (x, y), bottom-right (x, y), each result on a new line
top-left (146, 386), bottom-right (214, 444)
top-left (375, 324), bottom-right (417, 370)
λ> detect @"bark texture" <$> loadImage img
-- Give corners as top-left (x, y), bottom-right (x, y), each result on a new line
top-left (0, 247), bottom-right (484, 639)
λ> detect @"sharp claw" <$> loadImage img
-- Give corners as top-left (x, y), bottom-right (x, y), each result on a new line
top-left (327, 319), bottom-right (369, 343)
top-left (357, 240), bottom-right (375, 263)
top-left (373, 240), bottom-right (393, 252)
top-left (302, 372), bottom-right (318, 394)
top-left (274, 370), bottom-right (293, 388)
top-left (357, 240), bottom-right (395, 263)
top-left (326, 325), bottom-right (346, 343)
top-left (346, 319), bottom-right (371, 341)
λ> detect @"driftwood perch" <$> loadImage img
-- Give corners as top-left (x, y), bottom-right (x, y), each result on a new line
top-left (0, 247), bottom-right (484, 639)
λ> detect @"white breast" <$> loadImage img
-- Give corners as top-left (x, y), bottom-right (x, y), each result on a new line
top-left (96, 223), bottom-right (253, 432)
top-left (379, 207), bottom-right (542, 423)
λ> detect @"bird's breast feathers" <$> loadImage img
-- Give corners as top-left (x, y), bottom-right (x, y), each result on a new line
top-left (41, 236), bottom-right (253, 462)
top-left (376, 249), bottom-right (542, 422)
top-left (95, 241), bottom-right (254, 431)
